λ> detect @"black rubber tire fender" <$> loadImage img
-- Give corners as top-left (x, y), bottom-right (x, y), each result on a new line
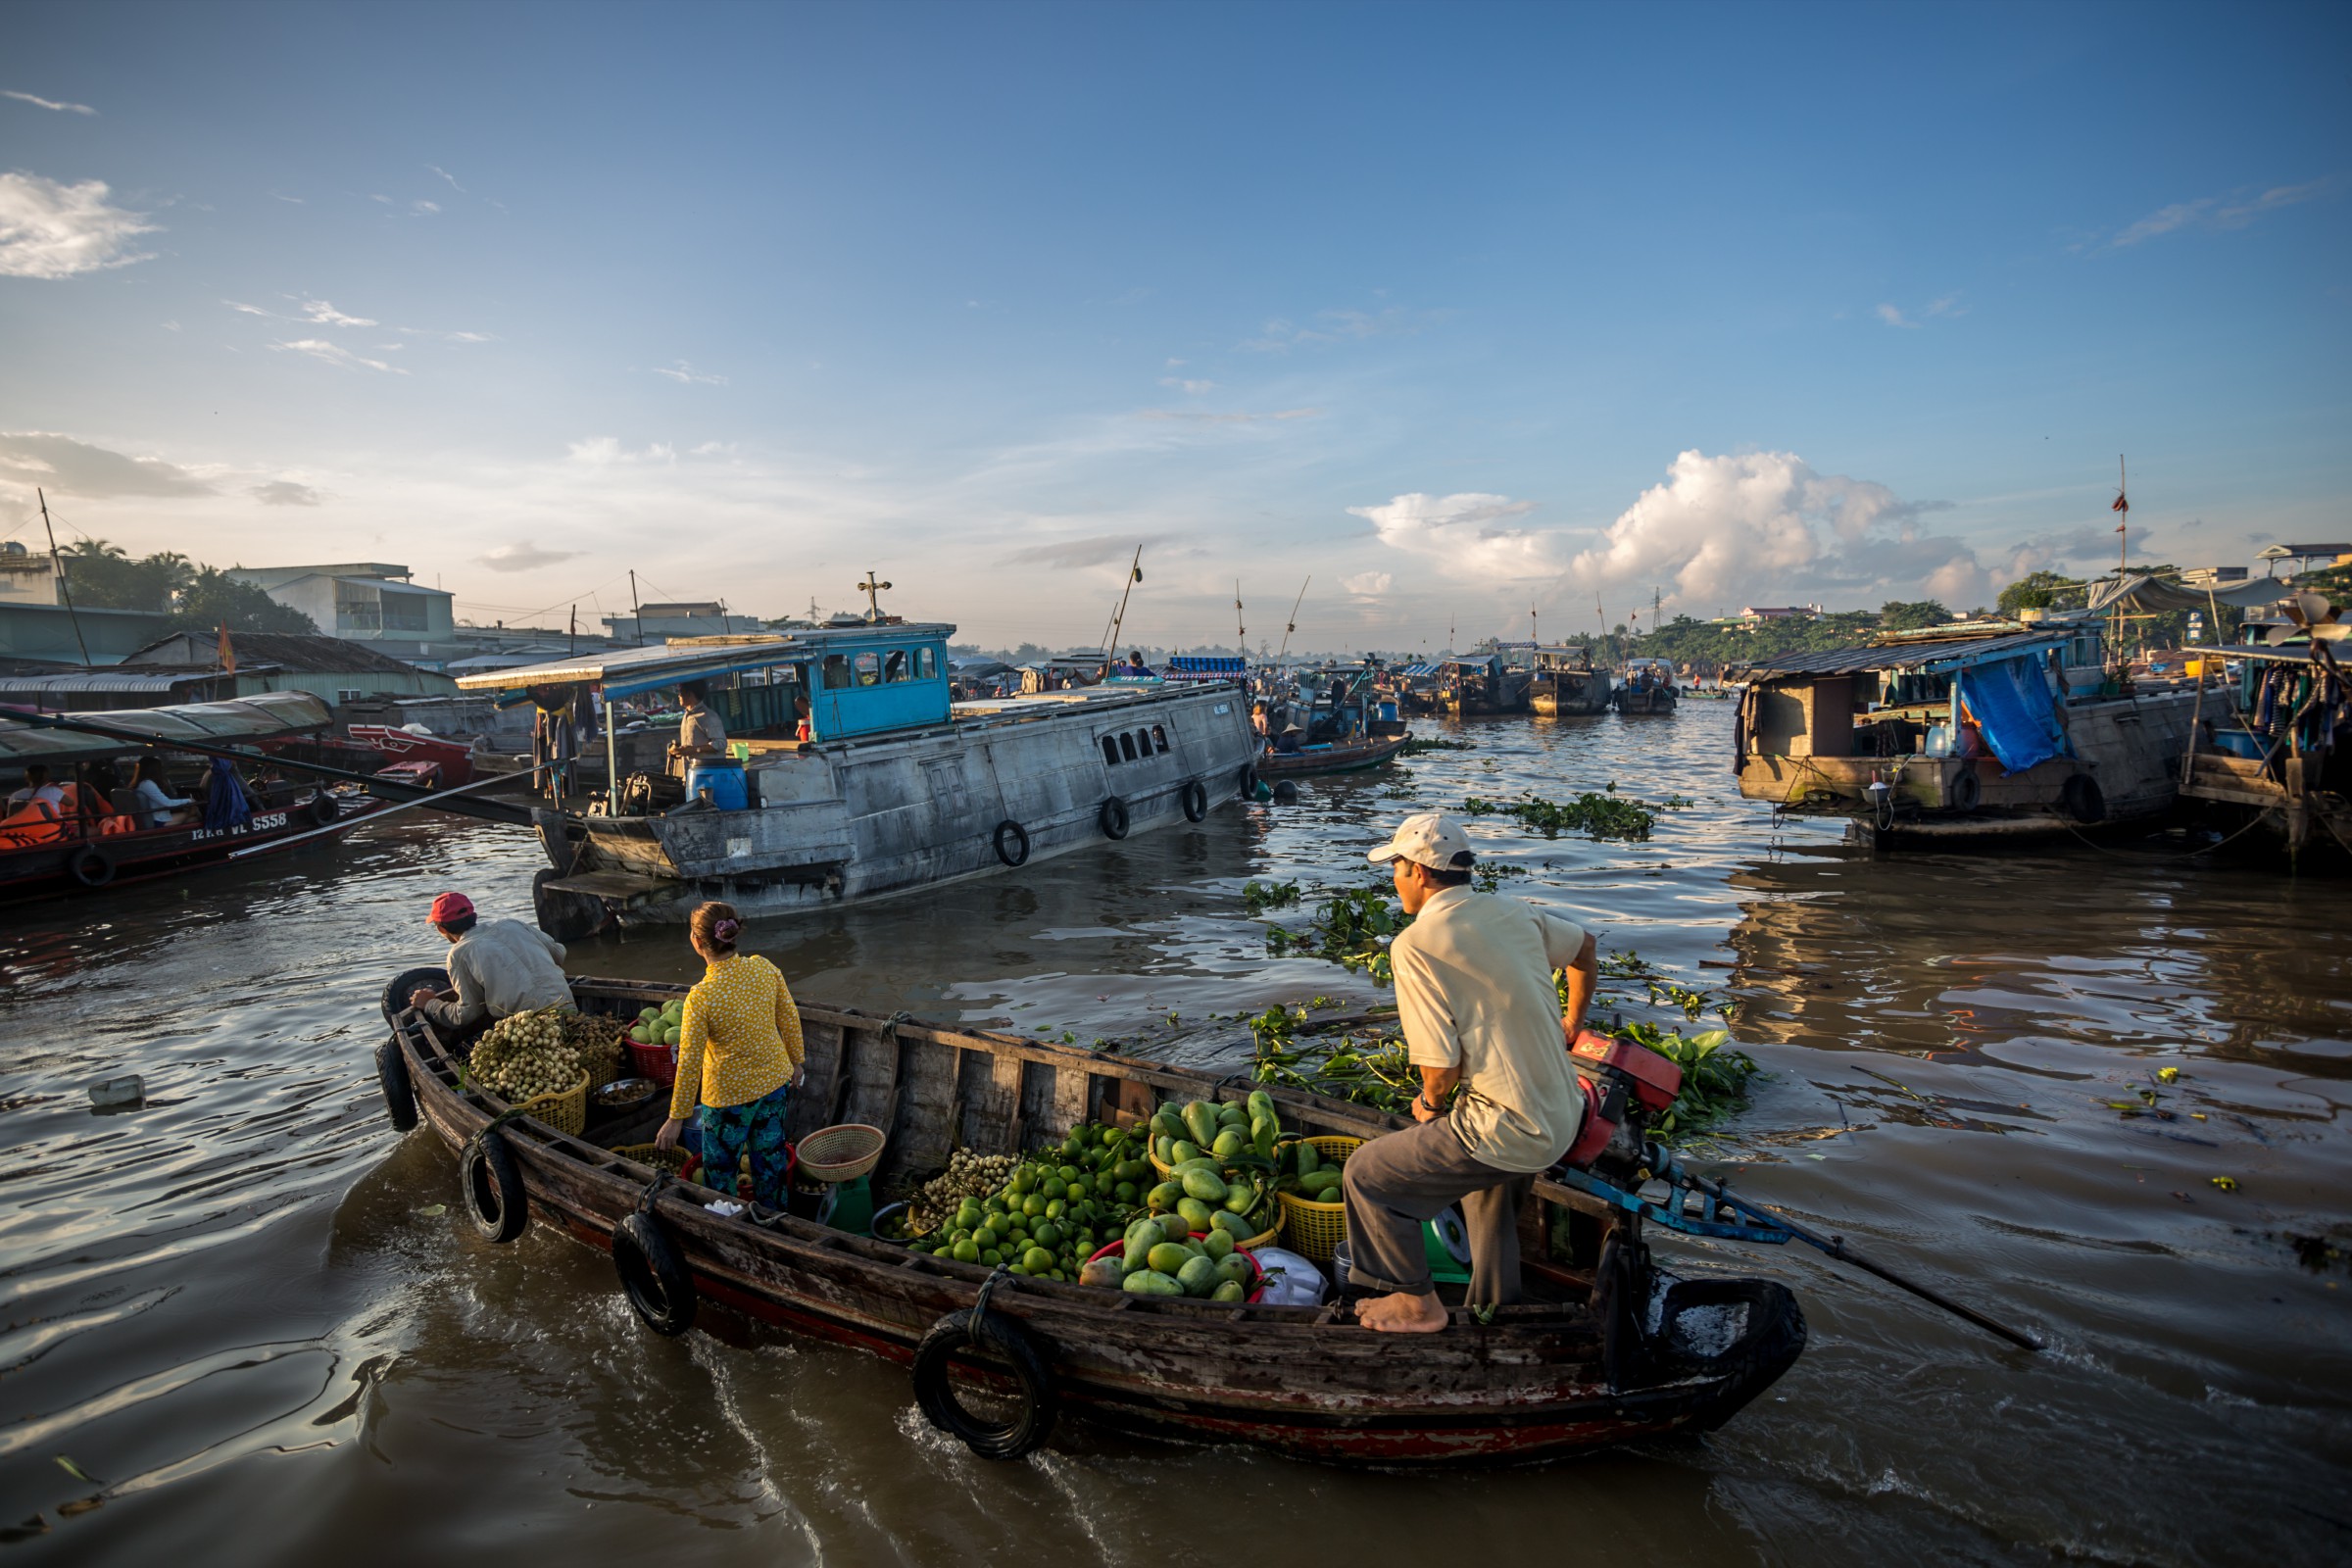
top-left (66, 845), bottom-right (115, 888)
top-left (1180, 779), bottom-right (1208, 822)
top-left (992, 818), bottom-right (1030, 867)
top-left (1948, 766), bottom-right (1983, 812)
top-left (376, 1034), bottom-right (418, 1133)
top-left (532, 866), bottom-right (605, 944)
top-left (613, 1210), bottom-right (698, 1336)
top-left (1237, 763), bottom-right (1257, 799)
top-left (381, 966), bottom-right (451, 1028)
top-left (460, 1130), bottom-right (529, 1244)
top-left (307, 790), bottom-right (342, 828)
top-left (2061, 772), bottom-right (2107, 824)
top-left (910, 1306), bottom-right (1059, 1459)
top-left (1098, 796), bottom-right (1130, 841)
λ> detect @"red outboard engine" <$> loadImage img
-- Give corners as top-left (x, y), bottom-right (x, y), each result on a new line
top-left (1560, 1028), bottom-right (1685, 1171)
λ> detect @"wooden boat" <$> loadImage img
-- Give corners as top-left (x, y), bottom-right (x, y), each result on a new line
top-left (2176, 634), bottom-right (2350, 858)
top-left (1529, 646), bottom-right (1612, 717)
top-left (1437, 655), bottom-right (1532, 715)
top-left (378, 973), bottom-right (1804, 1467)
top-left (1255, 733), bottom-right (1411, 778)
top-left (0, 692), bottom-right (391, 902)
top-left (1612, 659), bottom-right (1679, 713)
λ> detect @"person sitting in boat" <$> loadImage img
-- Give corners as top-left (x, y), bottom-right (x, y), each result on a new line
top-left (654, 902), bottom-right (806, 1209)
top-left (1271, 722), bottom-right (1304, 756)
top-left (6, 764), bottom-right (65, 812)
top-left (1345, 811), bottom-right (1598, 1333)
top-left (667, 682), bottom-right (727, 770)
top-left (129, 759), bottom-right (195, 828)
top-left (406, 891), bottom-right (575, 1045)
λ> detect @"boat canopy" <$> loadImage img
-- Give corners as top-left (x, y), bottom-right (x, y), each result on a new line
top-left (1731, 629), bottom-right (2070, 680)
top-left (456, 623), bottom-right (957, 742)
top-left (2082, 573), bottom-right (2290, 615)
top-left (1162, 656), bottom-right (1246, 684)
top-left (0, 691), bottom-right (333, 765)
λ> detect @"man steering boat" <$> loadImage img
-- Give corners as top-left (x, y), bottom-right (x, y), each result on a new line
top-left (1344, 811), bottom-right (1599, 1333)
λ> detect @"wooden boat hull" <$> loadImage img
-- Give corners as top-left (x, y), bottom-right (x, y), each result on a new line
top-left (390, 977), bottom-right (1804, 1466)
top-left (1256, 735), bottom-right (1411, 777)
top-left (1613, 688), bottom-right (1678, 713)
top-left (0, 793), bottom-right (389, 904)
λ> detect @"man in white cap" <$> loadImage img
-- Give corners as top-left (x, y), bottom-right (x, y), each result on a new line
top-left (1347, 810), bottom-right (1598, 1332)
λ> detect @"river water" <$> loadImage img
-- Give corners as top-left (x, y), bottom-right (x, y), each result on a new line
top-left (3, 703), bottom-right (2346, 1565)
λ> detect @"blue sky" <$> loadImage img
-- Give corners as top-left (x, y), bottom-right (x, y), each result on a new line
top-left (2, 0), bottom-right (2345, 652)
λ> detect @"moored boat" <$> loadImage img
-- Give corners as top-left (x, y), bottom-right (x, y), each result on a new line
top-left (2176, 624), bottom-right (2349, 858)
top-left (1256, 732), bottom-right (1412, 777)
top-left (377, 974), bottom-right (1805, 1467)
top-left (454, 615), bottom-right (1259, 933)
top-left (1529, 645), bottom-right (1612, 716)
top-left (1731, 620), bottom-right (2198, 846)
top-left (1612, 659), bottom-right (1679, 713)
top-left (1438, 654), bottom-right (1532, 715)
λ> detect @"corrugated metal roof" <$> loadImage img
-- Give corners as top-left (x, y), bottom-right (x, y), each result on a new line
top-left (0, 670), bottom-right (216, 693)
top-left (1732, 629), bottom-right (2067, 678)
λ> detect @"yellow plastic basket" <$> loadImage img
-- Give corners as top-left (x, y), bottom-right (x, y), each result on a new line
top-left (612, 1142), bottom-right (692, 1176)
top-left (514, 1069), bottom-right (590, 1138)
top-left (1274, 1135), bottom-right (1362, 1263)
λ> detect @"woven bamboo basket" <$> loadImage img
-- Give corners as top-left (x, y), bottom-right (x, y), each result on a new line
top-left (796, 1123), bottom-right (885, 1182)
top-left (612, 1142), bottom-right (692, 1176)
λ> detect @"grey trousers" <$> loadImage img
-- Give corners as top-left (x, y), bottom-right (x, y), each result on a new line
top-left (1340, 1117), bottom-right (1535, 1307)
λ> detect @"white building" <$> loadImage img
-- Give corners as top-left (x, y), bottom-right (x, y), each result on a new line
top-left (228, 563), bottom-right (458, 662)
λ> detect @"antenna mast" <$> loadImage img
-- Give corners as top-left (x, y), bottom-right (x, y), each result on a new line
top-left (1277, 576), bottom-right (1309, 664)
top-left (1105, 544), bottom-right (1144, 656)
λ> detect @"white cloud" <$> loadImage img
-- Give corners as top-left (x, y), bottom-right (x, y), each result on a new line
top-left (1569, 449), bottom-right (1982, 609)
top-left (2107, 176), bottom-right (2341, 248)
top-left (297, 297), bottom-right (376, 327)
top-left (4, 90), bottom-right (97, 116)
top-left (1342, 570), bottom-right (1393, 597)
top-left (411, 199), bottom-right (439, 216)
top-left (477, 540), bottom-right (584, 572)
top-left (1137, 407), bottom-right (1320, 425)
top-left (0, 172), bottom-right (157, 279)
top-left (1348, 492), bottom-right (1560, 583)
top-left (0, 431), bottom-right (212, 496)
top-left (427, 165), bottom-right (465, 192)
top-left (252, 479), bottom-right (322, 506)
top-left (1244, 306), bottom-right (1429, 353)
top-left (1876, 294), bottom-right (1963, 329)
top-left (651, 360), bottom-right (727, 386)
top-left (564, 436), bottom-right (673, 465)
top-left (270, 338), bottom-right (407, 373)
top-left (1160, 377), bottom-right (1216, 394)
top-left (1875, 303), bottom-right (1914, 328)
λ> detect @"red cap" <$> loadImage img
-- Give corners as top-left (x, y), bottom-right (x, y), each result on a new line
top-left (428, 892), bottom-right (475, 925)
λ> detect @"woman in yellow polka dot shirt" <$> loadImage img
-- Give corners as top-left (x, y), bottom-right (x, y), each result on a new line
top-left (654, 902), bottom-right (805, 1205)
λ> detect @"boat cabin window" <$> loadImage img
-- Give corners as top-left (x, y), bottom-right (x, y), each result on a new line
top-left (822, 655), bottom-right (853, 690)
top-left (855, 652), bottom-right (881, 687)
top-left (1101, 736), bottom-right (1122, 766)
top-left (884, 650), bottom-right (909, 683)
top-left (1119, 732), bottom-right (1138, 761)
top-left (1151, 724), bottom-right (1167, 753)
top-left (916, 647), bottom-right (938, 679)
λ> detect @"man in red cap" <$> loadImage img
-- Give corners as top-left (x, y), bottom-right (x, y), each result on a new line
top-left (407, 891), bottom-right (575, 1043)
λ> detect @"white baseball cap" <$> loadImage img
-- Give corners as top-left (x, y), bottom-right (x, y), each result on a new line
top-left (1367, 810), bottom-right (1473, 870)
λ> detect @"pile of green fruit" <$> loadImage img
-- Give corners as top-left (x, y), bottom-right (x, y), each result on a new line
top-left (1079, 1212), bottom-right (1257, 1300)
top-left (903, 1123), bottom-right (1152, 1280)
top-left (1273, 1137), bottom-right (1347, 1200)
top-left (630, 999), bottom-right (685, 1050)
top-left (1141, 1091), bottom-right (1285, 1241)
top-left (470, 1005), bottom-right (586, 1102)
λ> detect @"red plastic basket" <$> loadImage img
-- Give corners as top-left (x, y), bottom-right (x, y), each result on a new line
top-left (627, 1039), bottom-right (676, 1086)
top-left (1084, 1233), bottom-right (1266, 1303)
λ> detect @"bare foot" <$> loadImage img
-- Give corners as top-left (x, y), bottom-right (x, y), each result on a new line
top-left (1358, 1290), bottom-right (1447, 1333)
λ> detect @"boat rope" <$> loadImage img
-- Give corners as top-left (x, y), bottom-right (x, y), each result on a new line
top-left (2049, 807), bottom-right (2275, 861)
top-left (971, 1264), bottom-right (1013, 1318)
top-left (634, 1170), bottom-right (676, 1216)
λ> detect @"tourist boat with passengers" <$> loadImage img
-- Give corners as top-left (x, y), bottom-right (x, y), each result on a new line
top-left (1612, 658), bottom-right (1679, 714)
top-left (455, 613), bottom-right (1259, 936)
top-left (0, 691), bottom-right (388, 901)
top-left (372, 971), bottom-right (1807, 1467)
top-left (1730, 618), bottom-right (2201, 846)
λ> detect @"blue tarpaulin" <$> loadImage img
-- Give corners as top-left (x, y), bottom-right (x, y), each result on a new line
top-left (1958, 657), bottom-right (2069, 773)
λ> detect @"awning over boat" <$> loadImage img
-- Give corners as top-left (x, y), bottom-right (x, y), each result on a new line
top-left (453, 624), bottom-right (956, 701)
top-left (2082, 573), bottom-right (2291, 615)
top-left (1732, 629), bottom-right (2068, 679)
top-left (0, 691), bottom-right (333, 764)
top-left (1396, 663), bottom-right (1438, 677)
top-left (1163, 656), bottom-right (1246, 683)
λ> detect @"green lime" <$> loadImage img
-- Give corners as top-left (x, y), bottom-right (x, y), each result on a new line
top-left (953, 1240), bottom-right (981, 1263)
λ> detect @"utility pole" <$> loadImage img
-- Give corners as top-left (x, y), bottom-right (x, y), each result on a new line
top-left (1106, 545), bottom-right (1143, 656)
top-left (568, 603), bottom-right (577, 657)
top-left (37, 488), bottom-right (92, 668)
top-left (629, 569), bottom-right (644, 646)
top-left (1653, 585), bottom-right (1662, 627)
top-left (1278, 576), bottom-right (1309, 665)
top-left (1235, 580), bottom-right (1246, 653)
top-left (1530, 603), bottom-right (1538, 645)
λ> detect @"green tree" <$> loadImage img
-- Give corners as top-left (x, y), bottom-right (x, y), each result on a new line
top-left (176, 566), bottom-right (318, 633)
top-left (1996, 571), bottom-right (2084, 617)
top-left (60, 540), bottom-right (317, 633)
top-left (1877, 599), bottom-right (1952, 631)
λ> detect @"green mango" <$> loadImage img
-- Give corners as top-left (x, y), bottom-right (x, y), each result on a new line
top-left (1222, 1182), bottom-right (1254, 1213)
top-left (1175, 1196), bottom-right (1216, 1236)
top-left (1250, 1116), bottom-right (1278, 1156)
top-left (1176, 1255), bottom-right (1222, 1298)
top-left (1299, 1169), bottom-right (1343, 1197)
top-left (1297, 1141), bottom-right (1321, 1177)
top-left (1151, 1108), bottom-right (1187, 1142)
top-left (1209, 1209), bottom-right (1251, 1239)
top-left (1146, 1181), bottom-right (1184, 1212)
top-left (1210, 1278), bottom-right (1247, 1302)
top-left (1127, 1215), bottom-right (1166, 1247)
top-left (1170, 1139), bottom-right (1202, 1166)
top-left (1200, 1227), bottom-right (1235, 1260)
top-left (1122, 1240), bottom-right (1152, 1272)
top-left (1217, 1101), bottom-right (1250, 1127)
top-left (1079, 1257), bottom-right (1122, 1288)
top-left (1247, 1089), bottom-right (1275, 1122)
top-left (1180, 1167), bottom-right (1229, 1203)
top-left (1210, 1128), bottom-right (1249, 1160)
top-left (1182, 1101), bottom-right (1220, 1148)
top-left (1214, 1252), bottom-right (1253, 1287)
top-left (1146, 1242), bottom-right (1193, 1275)
top-left (1124, 1269), bottom-right (1183, 1297)
top-left (1152, 1135), bottom-right (1174, 1164)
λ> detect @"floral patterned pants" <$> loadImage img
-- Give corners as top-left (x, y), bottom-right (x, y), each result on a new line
top-left (697, 1082), bottom-right (791, 1207)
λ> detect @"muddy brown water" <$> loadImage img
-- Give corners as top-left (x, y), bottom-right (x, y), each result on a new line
top-left (3, 704), bottom-right (2347, 1565)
